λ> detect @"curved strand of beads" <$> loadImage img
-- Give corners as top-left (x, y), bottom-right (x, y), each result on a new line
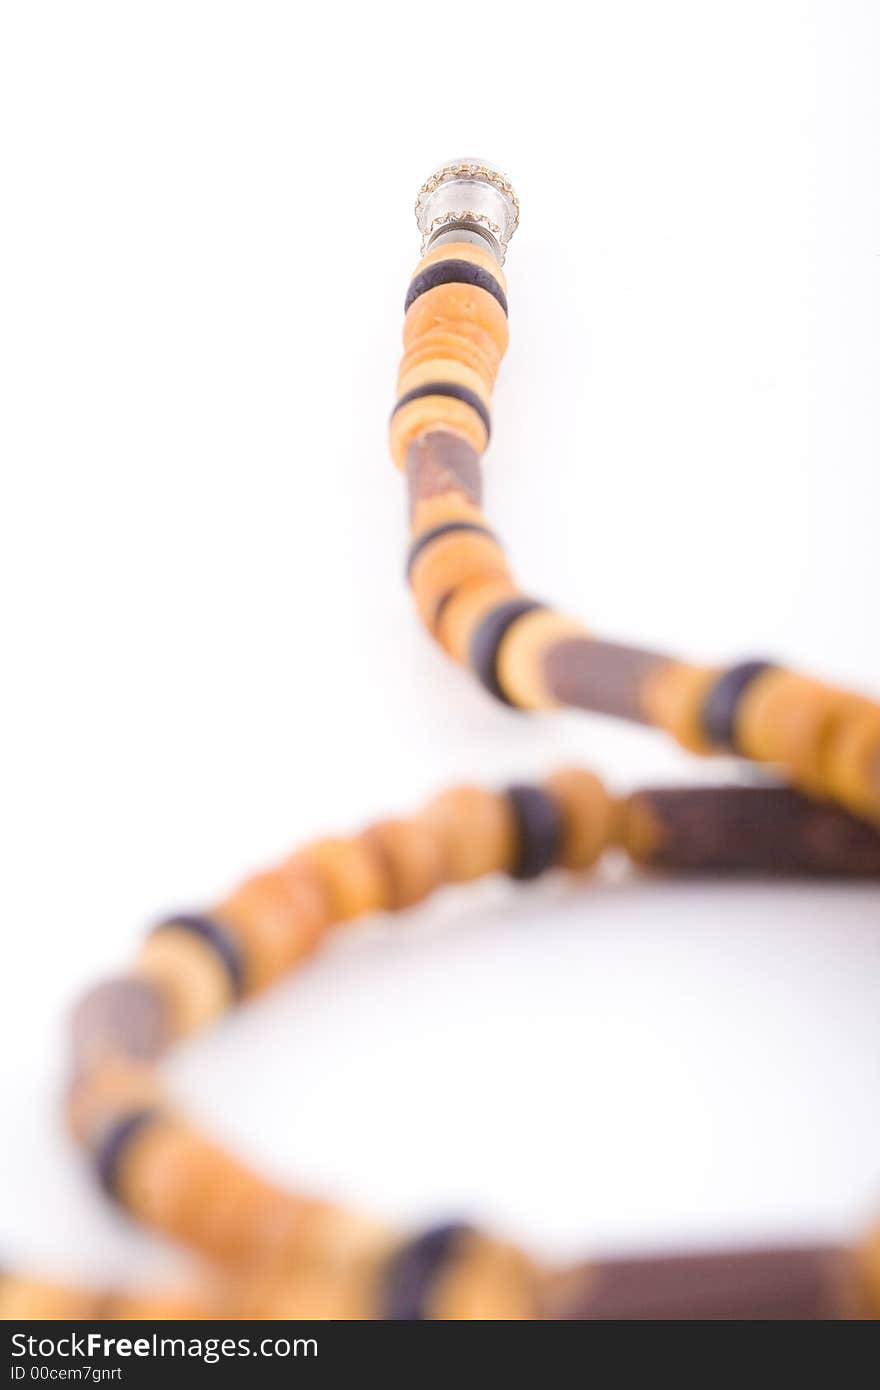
top-left (392, 163), bottom-right (880, 828)
top-left (6, 165), bottom-right (880, 1325)
top-left (3, 774), bottom-right (879, 1319)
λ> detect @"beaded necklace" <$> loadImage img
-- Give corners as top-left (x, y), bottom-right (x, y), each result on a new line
top-left (398, 164), bottom-right (880, 826)
top-left (4, 162), bottom-right (879, 1322)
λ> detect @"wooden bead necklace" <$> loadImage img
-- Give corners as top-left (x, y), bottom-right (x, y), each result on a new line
top-left (4, 161), bottom-right (879, 1322)
top-left (398, 164), bottom-right (880, 828)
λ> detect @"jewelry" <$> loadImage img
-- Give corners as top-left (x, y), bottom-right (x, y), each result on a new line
top-left (5, 162), bottom-right (879, 1322)
top-left (395, 161), bottom-right (880, 829)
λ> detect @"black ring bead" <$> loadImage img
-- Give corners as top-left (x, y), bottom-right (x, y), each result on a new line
top-left (152, 913), bottom-right (245, 999)
top-left (406, 521), bottom-right (500, 581)
top-left (469, 598), bottom-right (546, 705)
top-left (505, 784), bottom-right (563, 881)
top-left (93, 1107), bottom-right (164, 1198)
top-left (404, 259), bottom-right (508, 316)
top-left (702, 660), bottom-right (777, 749)
top-left (392, 382), bottom-right (491, 441)
top-left (382, 1222), bottom-right (473, 1320)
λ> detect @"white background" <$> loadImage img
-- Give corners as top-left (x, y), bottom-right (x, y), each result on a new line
top-left (1, 1), bottom-right (878, 1292)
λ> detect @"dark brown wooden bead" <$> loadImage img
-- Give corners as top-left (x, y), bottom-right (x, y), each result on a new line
top-left (624, 785), bottom-right (880, 876)
top-left (381, 1223), bottom-right (472, 1319)
top-left (406, 432), bottom-right (483, 515)
top-left (404, 259), bottom-right (509, 316)
top-left (504, 784), bottom-right (562, 880)
top-left (543, 637), bottom-right (669, 723)
top-left (701, 659), bottom-right (777, 748)
top-left (393, 383), bottom-right (491, 440)
top-left (469, 597), bottom-right (546, 705)
top-left (92, 1107), bottom-right (167, 1198)
top-left (553, 1246), bottom-right (865, 1320)
top-left (70, 975), bottom-right (172, 1077)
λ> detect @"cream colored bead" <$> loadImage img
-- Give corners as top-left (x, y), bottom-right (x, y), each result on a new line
top-left (435, 577), bottom-right (521, 663)
top-left (135, 929), bottom-right (233, 1037)
top-left (495, 609), bottom-right (589, 710)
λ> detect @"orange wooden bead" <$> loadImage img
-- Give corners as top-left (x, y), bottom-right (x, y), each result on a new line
top-left (417, 785), bottom-right (516, 881)
top-left (105, 1290), bottom-right (214, 1319)
top-left (617, 791), bottom-right (665, 864)
top-left (435, 577), bottom-right (522, 663)
top-left (289, 1204), bottom-right (397, 1266)
top-left (234, 1262), bottom-right (377, 1319)
top-left (641, 660), bottom-right (719, 754)
top-left (113, 1118), bottom-right (307, 1264)
top-left (171, 1168), bottom-right (389, 1269)
top-left (397, 356), bottom-right (492, 411)
top-left (290, 836), bottom-right (389, 922)
top-left (181, 1173), bottom-right (309, 1264)
top-left (360, 818), bottom-right (447, 909)
top-left (398, 327), bottom-right (500, 394)
top-left (856, 1220), bottom-right (880, 1316)
top-left (430, 1233), bottom-right (538, 1320)
top-left (113, 1117), bottom-right (193, 1237)
top-left (820, 704), bottom-right (880, 823)
top-left (217, 864), bottom-right (330, 993)
top-left (0, 1276), bottom-right (100, 1320)
top-left (410, 529), bottom-right (511, 634)
top-left (403, 282), bottom-right (509, 360)
top-left (544, 768), bottom-right (617, 870)
top-left (736, 670), bottom-right (840, 791)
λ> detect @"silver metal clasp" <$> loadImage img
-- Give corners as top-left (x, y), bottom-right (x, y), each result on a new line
top-left (415, 160), bottom-right (520, 265)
